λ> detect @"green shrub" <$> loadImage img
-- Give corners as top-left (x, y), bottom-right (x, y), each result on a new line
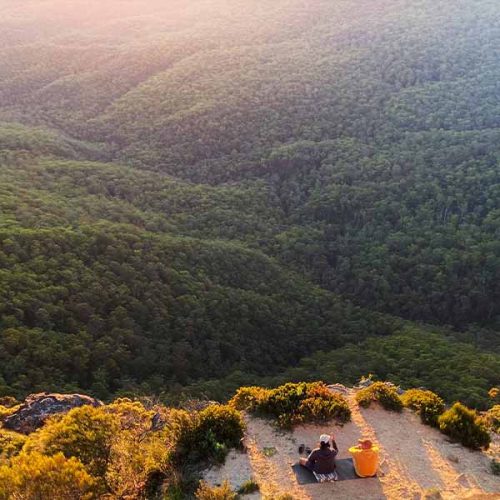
top-left (401, 389), bottom-right (445, 426)
top-left (356, 382), bottom-right (403, 412)
top-left (176, 404), bottom-right (245, 463)
top-left (438, 403), bottom-right (490, 450)
top-left (237, 479), bottom-right (259, 494)
top-left (481, 405), bottom-right (500, 434)
top-left (230, 382), bottom-right (350, 429)
top-left (195, 480), bottom-right (237, 500)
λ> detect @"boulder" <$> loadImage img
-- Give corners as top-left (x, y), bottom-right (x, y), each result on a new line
top-left (3, 392), bottom-right (103, 434)
top-left (327, 383), bottom-right (349, 394)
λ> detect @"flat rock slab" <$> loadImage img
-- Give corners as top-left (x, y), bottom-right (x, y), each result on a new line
top-left (3, 392), bottom-right (103, 434)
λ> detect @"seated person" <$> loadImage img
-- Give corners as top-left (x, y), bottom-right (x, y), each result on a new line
top-left (348, 439), bottom-right (379, 477)
top-left (299, 434), bottom-right (338, 481)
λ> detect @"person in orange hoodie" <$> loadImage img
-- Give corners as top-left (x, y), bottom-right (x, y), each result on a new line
top-left (349, 439), bottom-right (379, 477)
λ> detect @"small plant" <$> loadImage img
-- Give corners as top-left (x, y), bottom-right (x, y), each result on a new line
top-left (195, 480), bottom-right (237, 500)
top-left (237, 479), bottom-right (259, 495)
top-left (488, 387), bottom-right (499, 402)
top-left (0, 397), bottom-right (18, 408)
top-left (438, 402), bottom-right (490, 450)
top-left (230, 382), bottom-right (351, 429)
top-left (262, 447), bottom-right (277, 457)
top-left (356, 382), bottom-right (403, 412)
top-left (423, 487), bottom-right (442, 499)
top-left (401, 389), bottom-right (445, 426)
top-left (491, 459), bottom-right (500, 476)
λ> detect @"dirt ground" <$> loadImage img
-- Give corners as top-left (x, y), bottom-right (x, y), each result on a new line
top-left (202, 388), bottom-right (500, 499)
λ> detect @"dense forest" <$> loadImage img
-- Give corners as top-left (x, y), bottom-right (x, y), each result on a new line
top-left (0, 0), bottom-right (499, 404)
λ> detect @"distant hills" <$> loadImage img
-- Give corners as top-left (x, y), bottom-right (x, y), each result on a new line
top-left (0, 0), bottom-right (499, 403)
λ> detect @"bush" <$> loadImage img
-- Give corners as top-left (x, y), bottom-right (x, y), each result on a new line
top-left (0, 405), bottom-right (18, 423)
top-left (0, 397), bottom-right (17, 408)
top-left (24, 405), bottom-right (119, 478)
top-left (401, 389), bottom-right (445, 426)
top-left (482, 405), bottom-right (500, 434)
top-left (488, 387), bottom-right (499, 402)
top-left (195, 480), bottom-right (237, 500)
top-left (104, 399), bottom-right (171, 498)
top-left (229, 386), bottom-right (270, 412)
top-left (237, 479), bottom-right (259, 494)
top-left (356, 382), bottom-right (403, 412)
top-left (230, 382), bottom-right (350, 429)
top-left (176, 404), bottom-right (245, 463)
top-left (0, 451), bottom-right (96, 500)
top-left (438, 403), bottom-right (491, 450)
top-left (0, 430), bottom-right (26, 462)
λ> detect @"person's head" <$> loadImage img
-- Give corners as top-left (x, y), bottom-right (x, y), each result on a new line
top-left (319, 434), bottom-right (331, 449)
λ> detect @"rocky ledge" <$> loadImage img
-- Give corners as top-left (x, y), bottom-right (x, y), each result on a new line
top-left (3, 392), bottom-right (103, 434)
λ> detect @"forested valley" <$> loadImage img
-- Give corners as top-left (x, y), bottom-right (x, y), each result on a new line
top-left (0, 0), bottom-right (499, 407)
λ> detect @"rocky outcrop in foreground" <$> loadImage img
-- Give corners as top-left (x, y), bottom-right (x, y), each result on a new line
top-left (3, 392), bottom-right (103, 434)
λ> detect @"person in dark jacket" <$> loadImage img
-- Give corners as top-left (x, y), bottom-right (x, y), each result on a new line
top-left (299, 434), bottom-right (338, 479)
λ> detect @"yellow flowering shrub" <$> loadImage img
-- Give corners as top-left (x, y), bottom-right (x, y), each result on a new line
top-left (0, 451), bottom-right (96, 500)
top-left (401, 389), bottom-right (445, 426)
top-left (356, 382), bottom-right (403, 412)
top-left (195, 480), bottom-right (237, 500)
top-left (0, 430), bottom-right (26, 463)
top-left (24, 405), bottom-right (119, 479)
top-left (230, 382), bottom-right (350, 429)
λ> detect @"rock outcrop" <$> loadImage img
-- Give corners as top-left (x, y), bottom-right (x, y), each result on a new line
top-left (3, 392), bottom-right (103, 434)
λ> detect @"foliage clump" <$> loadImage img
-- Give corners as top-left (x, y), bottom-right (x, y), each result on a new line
top-left (488, 388), bottom-right (500, 403)
top-left (195, 480), bottom-right (237, 500)
top-left (237, 479), bottom-right (259, 494)
top-left (0, 398), bottom-right (245, 498)
top-left (230, 382), bottom-right (350, 428)
top-left (0, 405), bottom-right (18, 423)
top-left (176, 404), bottom-right (245, 464)
top-left (356, 382), bottom-right (403, 412)
top-left (24, 405), bottom-right (119, 478)
top-left (482, 405), bottom-right (500, 434)
top-left (401, 389), bottom-right (445, 426)
top-left (0, 451), bottom-right (97, 499)
top-left (438, 403), bottom-right (490, 450)
top-left (0, 430), bottom-right (27, 463)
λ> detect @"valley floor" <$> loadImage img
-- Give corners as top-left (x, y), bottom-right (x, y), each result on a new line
top-left (203, 389), bottom-right (500, 499)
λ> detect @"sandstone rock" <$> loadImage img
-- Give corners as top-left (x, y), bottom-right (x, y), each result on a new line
top-left (3, 392), bottom-right (103, 434)
top-left (327, 383), bottom-right (348, 394)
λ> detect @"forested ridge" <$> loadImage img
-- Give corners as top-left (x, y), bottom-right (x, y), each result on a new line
top-left (0, 0), bottom-right (499, 404)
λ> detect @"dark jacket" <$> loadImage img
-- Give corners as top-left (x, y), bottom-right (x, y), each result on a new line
top-left (305, 446), bottom-right (337, 474)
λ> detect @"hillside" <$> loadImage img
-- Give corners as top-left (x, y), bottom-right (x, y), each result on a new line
top-left (0, 0), bottom-right (499, 407)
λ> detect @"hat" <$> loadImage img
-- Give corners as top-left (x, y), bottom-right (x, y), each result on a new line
top-left (319, 434), bottom-right (331, 444)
